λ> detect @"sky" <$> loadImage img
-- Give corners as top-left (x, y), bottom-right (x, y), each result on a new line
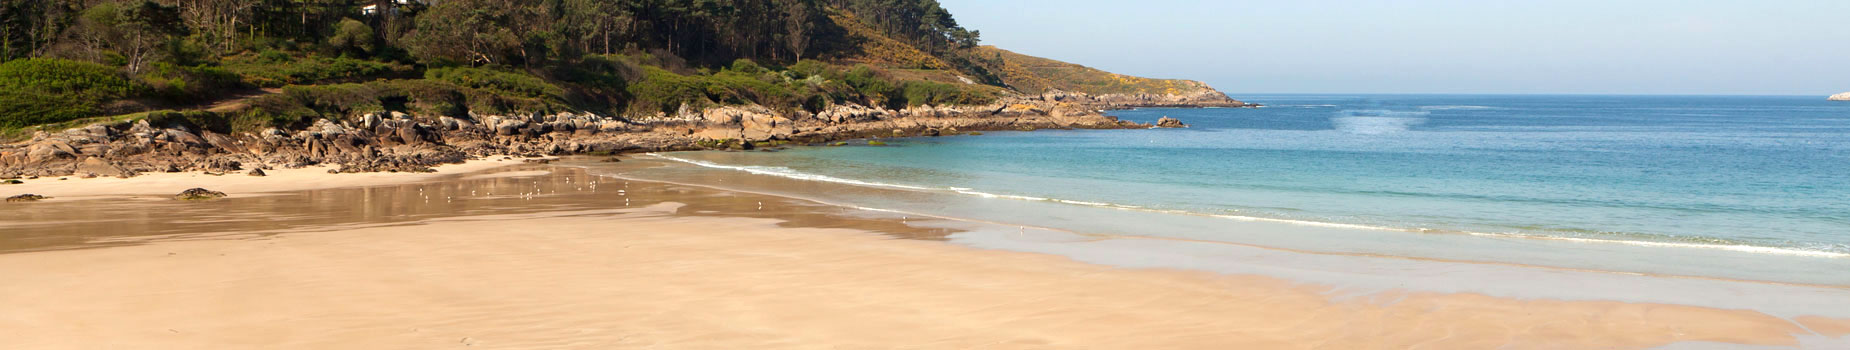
top-left (937, 0), bottom-right (1850, 95)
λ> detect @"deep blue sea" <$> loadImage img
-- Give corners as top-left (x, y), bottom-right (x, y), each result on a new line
top-left (634, 94), bottom-right (1850, 279)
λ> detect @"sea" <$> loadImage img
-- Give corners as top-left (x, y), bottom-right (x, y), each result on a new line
top-left (611, 94), bottom-right (1850, 286)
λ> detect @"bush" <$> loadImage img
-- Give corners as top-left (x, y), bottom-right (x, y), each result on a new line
top-left (426, 67), bottom-right (564, 100)
top-left (244, 78), bottom-right (558, 123)
top-left (0, 58), bottom-right (146, 129)
top-left (140, 63), bottom-right (247, 102)
top-left (225, 54), bottom-right (408, 87)
top-left (728, 59), bottom-right (766, 74)
top-left (627, 66), bottom-right (712, 114)
top-left (899, 80), bottom-right (994, 107)
top-left (328, 19), bottom-right (376, 55)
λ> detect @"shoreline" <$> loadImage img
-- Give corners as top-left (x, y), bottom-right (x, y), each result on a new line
top-left (647, 151), bottom-right (1850, 261)
top-left (3, 162), bottom-right (1848, 348)
top-left (0, 90), bottom-right (1251, 179)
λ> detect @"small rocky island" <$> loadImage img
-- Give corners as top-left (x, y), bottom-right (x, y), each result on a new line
top-left (1830, 92), bottom-right (1850, 101)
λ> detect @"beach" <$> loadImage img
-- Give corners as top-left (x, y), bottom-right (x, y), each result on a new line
top-left (4, 159), bottom-right (1848, 349)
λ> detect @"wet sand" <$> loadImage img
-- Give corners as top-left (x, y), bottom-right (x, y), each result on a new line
top-left (2, 161), bottom-right (1848, 349)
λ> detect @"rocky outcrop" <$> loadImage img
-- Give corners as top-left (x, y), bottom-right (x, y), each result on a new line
top-left (1830, 92), bottom-right (1850, 101)
top-left (173, 188), bottom-right (227, 200)
top-left (1, 90), bottom-right (1254, 178)
top-left (1023, 89), bottom-right (1257, 109)
top-left (1155, 117), bottom-right (1188, 128)
top-left (5, 194), bottom-right (47, 202)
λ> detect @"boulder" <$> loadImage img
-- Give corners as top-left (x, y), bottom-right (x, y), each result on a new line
top-left (75, 157), bottom-right (134, 177)
top-left (26, 142), bottom-right (76, 162)
top-left (174, 188), bottom-right (228, 200)
top-left (1830, 92), bottom-right (1850, 101)
top-left (1155, 117), bottom-right (1188, 128)
top-left (248, 168), bottom-right (267, 177)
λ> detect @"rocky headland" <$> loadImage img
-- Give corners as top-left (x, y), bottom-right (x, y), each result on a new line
top-left (1830, 92), bottom-right (1850, 101)
top-left (0, 90), bottom-right (1253, 178)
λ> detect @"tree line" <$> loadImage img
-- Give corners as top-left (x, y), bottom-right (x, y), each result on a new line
top-left (0, 0), bottom-right (981, 71)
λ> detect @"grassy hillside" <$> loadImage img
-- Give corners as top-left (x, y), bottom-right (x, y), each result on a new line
top-left (960, 46), bottom-right (1216, 95)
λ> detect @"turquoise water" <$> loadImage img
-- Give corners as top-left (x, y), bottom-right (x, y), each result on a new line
top-left (639, 94), bottom-right (1850, 266)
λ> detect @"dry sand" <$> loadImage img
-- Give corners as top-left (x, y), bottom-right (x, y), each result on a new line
top-left (1, 200), bottom-right (1841, 349)
top-left (0, 157), bottom-right (536, 201)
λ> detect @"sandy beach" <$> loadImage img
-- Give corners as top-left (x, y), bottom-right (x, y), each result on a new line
top-left (0, 157), bottom-right (535, 201)
top-left (3, 161), bottom-right (1848, 349)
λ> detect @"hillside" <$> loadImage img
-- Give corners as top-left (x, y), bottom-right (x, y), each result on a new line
top-left (1, 0), bottom-right (1245, 141)
top-left (961, 46), bottom-right (1218, 96)
top-left (0, 0), bottom-right (1251, 177)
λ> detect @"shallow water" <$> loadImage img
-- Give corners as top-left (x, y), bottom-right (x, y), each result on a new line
top-left (633, 94), bottom-right (1850, 285)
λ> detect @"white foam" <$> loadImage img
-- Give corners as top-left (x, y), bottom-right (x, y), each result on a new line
top-left (1463, 232), bottom-right (1850, 259)
top-left (649, 153), bottom-right (936, 191)
top-left (1419, 105), bottom-right (1499, 111)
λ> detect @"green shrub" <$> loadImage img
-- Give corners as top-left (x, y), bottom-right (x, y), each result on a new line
top-left (627, 66), bottom-right (712, 114)
top-left (140, 63), bottom-right (247, 102)
top-left (0, 58), bottom-right (147, 129)
top-left (225, 55), bottom-right (407, 87)
top-left (244, 78), bottom-right (556, 123)
top-left (426, 67), bottom-right (564, 100)
top-left (328, 19), bottom-right (376, 55)
top-left (728, 59), bottom-right (767, 74)
top-left (899, 80), bottom-right (994, 106)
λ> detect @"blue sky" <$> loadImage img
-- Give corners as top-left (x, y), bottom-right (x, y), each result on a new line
top-left (938, 0), bottom-right (1850, 95)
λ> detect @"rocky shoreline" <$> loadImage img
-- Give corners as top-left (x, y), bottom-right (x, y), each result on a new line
top-left (0, 90), bottom-right (1253, 179)
top-left (1830, 92), bottom-right (1850, 101)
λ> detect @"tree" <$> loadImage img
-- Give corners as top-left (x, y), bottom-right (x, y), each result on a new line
top-left (404, 0), bottom-right (521, 66)
top-left (174, 0), bottom-right (257, 54)
top-left (68, 1), bottom-right (187, 73)
top-left (327, 18), bottom-right (373, 55)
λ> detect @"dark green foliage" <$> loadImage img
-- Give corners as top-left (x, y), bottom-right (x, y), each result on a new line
top-left (224, 54), bottom-right (410, 87)
top-left (427, 67), bottom-right (565, 100)
top-left (139, 63), bottom-right (246, 102)
top-left (1, 0), bottom-right (1004, 131)
top-left (0, 58), bottom-right (145, 128)
top-left (327, 18), bottom-right (376, 56)
top-left (243, 77), bottom-right (564, 124)
top-left (628, 66), bottom-right (713, 114)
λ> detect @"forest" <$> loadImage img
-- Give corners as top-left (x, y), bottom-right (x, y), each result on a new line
top-left (0, 0), bottom-right (1005, 135)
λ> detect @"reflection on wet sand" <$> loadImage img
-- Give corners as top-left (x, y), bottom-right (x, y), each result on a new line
top-left (0, 160), bottom-right (955, 254)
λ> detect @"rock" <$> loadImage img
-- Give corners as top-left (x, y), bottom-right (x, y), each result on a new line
top-left (599, 157), bottom-right (621, 163)
top-left (362, 113), bottom-right (384, 129)
top-left (3, 179), bottom-right (22, 184)
top-left (75, 157), bottom-right (134, 178)
top-left (26, 141), bottom-right (76, 162)
top-left (248, 168), bottom-right (266, 177)
top-left (5, 194), bottom-right (48, 202)
top-left (1830, 92), bottom-right (1850, 101)
top-left (1155, 117), bottom-right (1188, 128)
top-left (173, 188), bottom-right (228, 200)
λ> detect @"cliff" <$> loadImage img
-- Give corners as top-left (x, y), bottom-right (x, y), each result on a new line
top-left (1830, 92), bottom-right (1850, 101)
